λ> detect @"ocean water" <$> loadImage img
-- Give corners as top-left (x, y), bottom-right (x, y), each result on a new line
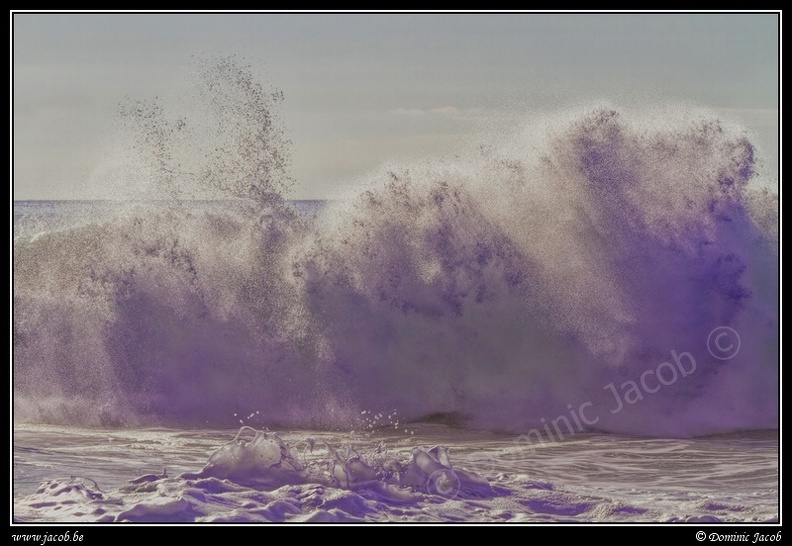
top-left (12, 424), bottom-right (778, 523)
top-left (12, 58), bottom-right (779, 524)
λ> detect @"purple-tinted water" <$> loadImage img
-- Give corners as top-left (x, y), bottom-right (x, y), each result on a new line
top-left (14, 58), bottom-right (777, 437)
top-left (12, 57), bottom-right (778, 524)
top-left (13, 107), bottom-right (778, 437)
top-left (12, 424), bottom-right (779, 523)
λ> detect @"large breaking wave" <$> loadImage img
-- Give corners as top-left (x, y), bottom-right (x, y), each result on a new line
top-left (13, 57), bottom-right (778, 436)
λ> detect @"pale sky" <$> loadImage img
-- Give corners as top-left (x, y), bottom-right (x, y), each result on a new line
top-left (12, 12), bottom-right (779, 200)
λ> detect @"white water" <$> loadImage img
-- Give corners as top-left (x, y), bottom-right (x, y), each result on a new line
top-left (13, 425), bottom-right (778, 523)
top-left (12, 57), bottom-right (779, 523)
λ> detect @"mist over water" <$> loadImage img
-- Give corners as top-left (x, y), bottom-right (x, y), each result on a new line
top-left (13, 57), bottom-right (778, 436)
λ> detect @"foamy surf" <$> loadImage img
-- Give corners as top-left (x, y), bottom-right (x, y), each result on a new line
top-left (13, 425), bottom-right (778, 523)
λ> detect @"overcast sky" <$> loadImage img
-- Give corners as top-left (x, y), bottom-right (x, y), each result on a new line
top-left (12, 12), bottom-right (779, 200)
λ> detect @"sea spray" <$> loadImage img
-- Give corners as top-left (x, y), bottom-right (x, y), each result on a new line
top-left (13, 57), bottom-right (778, 436)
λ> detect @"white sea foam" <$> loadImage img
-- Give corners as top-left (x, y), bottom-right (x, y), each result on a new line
top-left (13, 425), bottom-right (778, 523)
